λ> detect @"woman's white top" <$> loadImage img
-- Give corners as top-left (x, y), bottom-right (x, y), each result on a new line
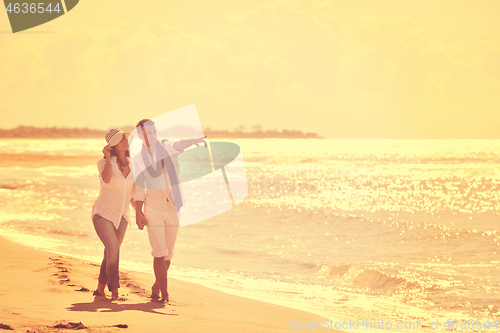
top-left (92, 156), bottom-right (135, 229)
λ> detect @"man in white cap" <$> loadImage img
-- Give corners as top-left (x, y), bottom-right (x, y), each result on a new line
top-left (133, 118), bottom-right (206, 303)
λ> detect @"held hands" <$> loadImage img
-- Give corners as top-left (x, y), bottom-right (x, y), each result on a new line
top-left (136, 211), bottom-right (148, 230)
top-left (102, 144), bottom-right (111, 160)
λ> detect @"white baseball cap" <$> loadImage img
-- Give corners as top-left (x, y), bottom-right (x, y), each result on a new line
top-left (105, 128), bottom-right (130, 147)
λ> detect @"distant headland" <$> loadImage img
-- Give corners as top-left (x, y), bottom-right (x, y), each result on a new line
top-left (0, 125), bottom-right (322, 139)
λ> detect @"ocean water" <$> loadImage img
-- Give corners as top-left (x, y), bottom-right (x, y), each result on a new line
top-left (0, 138), bottom-right (499, 331)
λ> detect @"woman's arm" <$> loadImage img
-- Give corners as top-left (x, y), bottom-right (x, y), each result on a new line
top-left (101, 145), bottom-right (112, 183)
top-left (101, 160), bottom-right (112, 183)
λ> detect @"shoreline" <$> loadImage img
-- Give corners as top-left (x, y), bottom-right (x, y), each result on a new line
top-left (0, 235), bottom-right (342, 332)
top-left (0, 153), bottom-right (101, 168)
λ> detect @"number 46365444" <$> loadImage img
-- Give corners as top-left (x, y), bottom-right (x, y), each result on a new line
top-left (6, 3), bottom-right (61, 14)
top-left (443, 319), bottom-right (498, 330)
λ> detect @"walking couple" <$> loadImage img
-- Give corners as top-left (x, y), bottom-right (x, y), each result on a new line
top-left (91, 118), bottom-right (206, 302)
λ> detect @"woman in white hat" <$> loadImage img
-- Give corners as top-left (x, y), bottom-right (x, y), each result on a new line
top-left (91, 128), bottom-right (137, 300)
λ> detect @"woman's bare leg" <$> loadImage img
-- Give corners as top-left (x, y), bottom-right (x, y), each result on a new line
top-left (97, 282), bottom-right (106, 296)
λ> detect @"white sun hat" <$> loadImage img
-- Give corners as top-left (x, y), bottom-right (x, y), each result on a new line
top-left (105, 128), bottom-right (130, 147)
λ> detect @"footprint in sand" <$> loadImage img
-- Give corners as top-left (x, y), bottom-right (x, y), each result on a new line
top-left (49, 257), bottom-right (89, 292)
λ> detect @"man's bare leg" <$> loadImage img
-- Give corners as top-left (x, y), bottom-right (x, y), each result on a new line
top-left (152, 260), bottom-right (171, 300)
top-left (151, 283), bottom-right (160, 299)
top-left (165, 260), bottom-right (171, 301)
top-left (153, 257), bottom-right (168, 302)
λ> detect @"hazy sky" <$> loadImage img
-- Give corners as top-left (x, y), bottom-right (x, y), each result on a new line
top-left (1, 0), bottom-right (500, 138)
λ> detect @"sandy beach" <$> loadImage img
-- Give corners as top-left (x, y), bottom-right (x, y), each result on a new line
top-left (0, 236), bottom-right (337, 333)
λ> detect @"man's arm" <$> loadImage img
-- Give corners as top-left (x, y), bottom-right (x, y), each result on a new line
top-left (135, 201), bottom-right (147, 230)
top-left (133, 171), bottom-right (148, 230)
top-left (174, 136), bottom-right (207, 151)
